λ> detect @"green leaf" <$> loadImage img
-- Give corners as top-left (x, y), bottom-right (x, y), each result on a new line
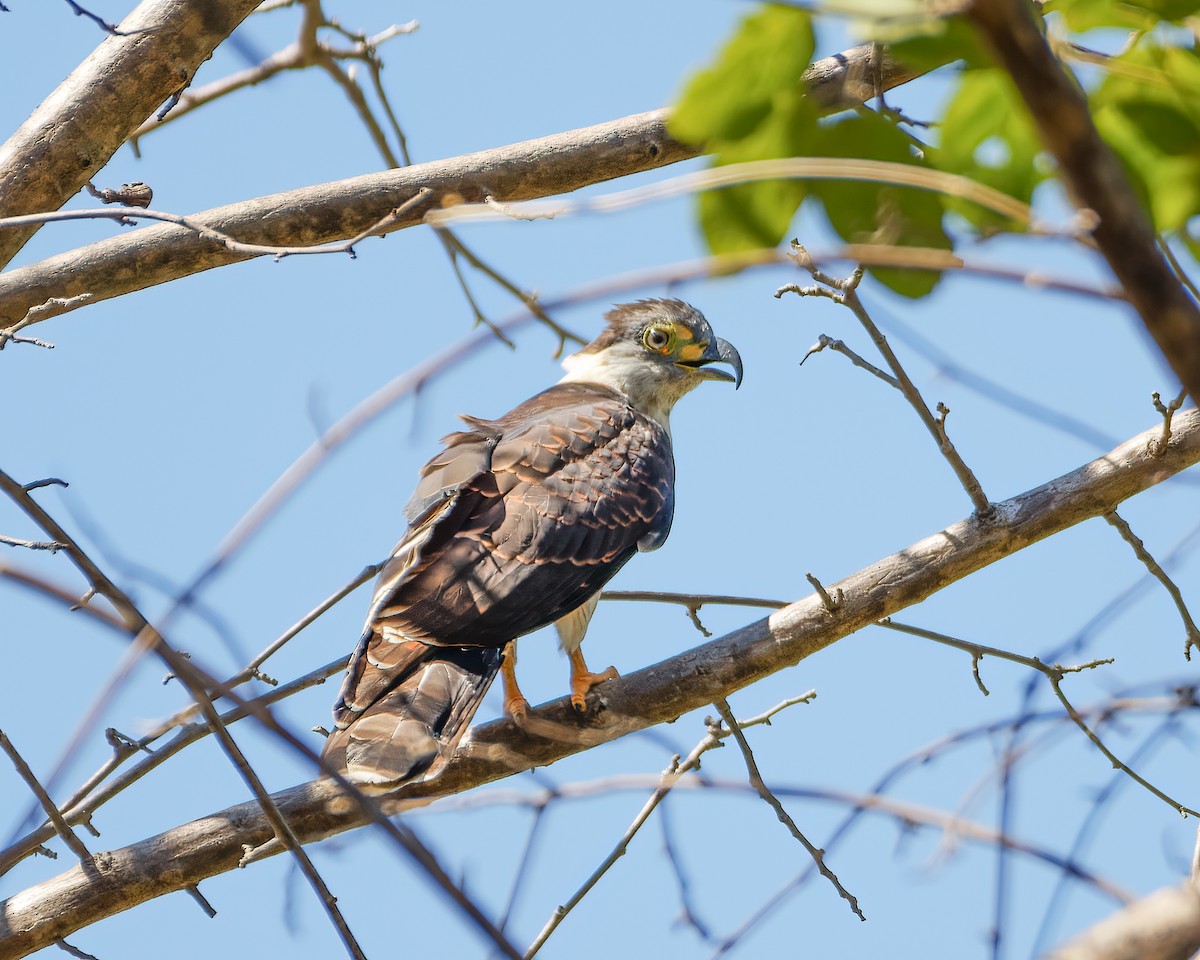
top-left (1111, 96), bottom-right (1200, 156)
top-left (670, 6), bottom-right (814, 146)
top-left (698, 89), bottom-right (818, 253)
top-left (1054, 0), bottom-right (1200, 31)
top-left (1095, 101), bottom-right (1200, 232)
top-left (807, 112), bottom-right (952, 297)
top-left (1092, 44), bottom-right (1200, 232)
top-left (885, 16), bottom-right (991, 72)
top-left (935, 68), bottom-right (1044, 230)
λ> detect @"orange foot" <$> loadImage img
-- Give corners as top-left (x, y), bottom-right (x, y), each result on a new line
top-left (504, 691), bottom-right (530, 723)
top-left (569, 648), bottom-right (619, 712)
top-left (501, 641), bottom-right (529, 723)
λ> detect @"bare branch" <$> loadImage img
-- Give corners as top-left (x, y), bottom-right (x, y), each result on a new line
top-left (524, 695), bottom-right (815, 958)
top-left (0, 0), bottom-right (263, 268)
top-left (799, 333), bottom-right (900, 387)
top-left (0, 535), bottom-right (65, 552)
top-left (0, 26), bottom-right (1007, 332)
top-left (2, 411), bottom-right (1197, 955)
top-left (878, 619), bottom-right (1195, 817)
top-left (967, 0), bottom-right (1200, 403)
top-left (1045, 883), bottom-right (1200, 960)
top-left (0, 190), bottom-right (434, 262)
top-left (1104, 511), bottom-right (1200, 660)
top-left (0, 468), bottom-right (370, 960)
top-left (779, 242), bottom-right (994, 517)
top-left (1150, 389), bottom-right (1189, 458)
top-left (714, 698), bottom-right (864, 920)
top-left (0, 110), bottom-right (687, 329)
top-left (62, 1), bottom-right (121, 34)
top-left (0, 731), bottom-right (94, 868)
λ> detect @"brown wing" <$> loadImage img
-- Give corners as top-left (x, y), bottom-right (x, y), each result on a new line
top-left (375, 381), bottom-right (673, 648)
top-left (329, 382), bottom-right (674, 743)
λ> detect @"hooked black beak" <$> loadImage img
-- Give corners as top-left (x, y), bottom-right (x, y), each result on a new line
top-left (681, 337), bottom-right (743, 389)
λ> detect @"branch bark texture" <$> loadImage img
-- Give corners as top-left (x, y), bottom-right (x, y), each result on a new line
top-left (1047, 883), bottom-right (1200, 960)
top-left (2, 409), bottom-right (1197, 959)
top-left (0, 41), bottom-right (929, 330)
top-left (0, 0), bottom-right (262, 269)
top-left (967, 0), bottom-right (1200, 403)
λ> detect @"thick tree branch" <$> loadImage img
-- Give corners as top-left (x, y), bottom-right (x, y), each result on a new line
top-left (2, 409), bottom-right (1197, 958)
top-left (0, 40), bottom-right (929, 331)
top-left (0, 110), bottom-right (690, 328)
top-left (0, 0), bottom-right (262, 268)
top-left (967, 0), bottom-right (1200, 403)
top-left (1046, 883), bottom-right (1200, 960)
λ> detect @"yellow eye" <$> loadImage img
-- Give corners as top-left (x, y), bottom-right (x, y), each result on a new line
top-left (642, 325), bottom-right (673, 353)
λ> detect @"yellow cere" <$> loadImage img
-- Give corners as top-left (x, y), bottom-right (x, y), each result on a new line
top-left (677, 341), bottom-right (706, 362)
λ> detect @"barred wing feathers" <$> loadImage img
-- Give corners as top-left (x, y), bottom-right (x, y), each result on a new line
top-left (325, 382), bottom-right (674, 785)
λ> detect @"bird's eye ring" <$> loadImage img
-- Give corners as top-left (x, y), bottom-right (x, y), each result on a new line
top-left (643, 325), bottom-right (672, 352)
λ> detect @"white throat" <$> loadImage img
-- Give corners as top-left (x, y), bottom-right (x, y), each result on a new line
top-left (558, 347), bottom-right (696, 433)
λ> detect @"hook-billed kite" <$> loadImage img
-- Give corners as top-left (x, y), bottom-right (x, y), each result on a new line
top-left (324, 299), bottom-right (742, 786)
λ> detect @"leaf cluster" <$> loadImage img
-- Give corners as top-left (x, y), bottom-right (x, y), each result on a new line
top-left (670, 1), bottom-right (1200, 295)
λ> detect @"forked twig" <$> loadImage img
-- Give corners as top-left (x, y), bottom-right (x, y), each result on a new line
top-left (778, 241), bottom-right (993, 517)
top-left (714, 698), bottom-right (865, 921)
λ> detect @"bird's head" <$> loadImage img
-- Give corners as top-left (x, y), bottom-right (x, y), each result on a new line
top-left (559, 299), bottom-right (743, 424)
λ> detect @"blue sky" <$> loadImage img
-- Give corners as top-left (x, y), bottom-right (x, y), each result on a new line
top-left (1, 3), bottom-right (1197, 959)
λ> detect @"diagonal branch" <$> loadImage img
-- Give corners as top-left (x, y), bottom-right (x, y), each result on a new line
top-left (0, 469), bottom-right (371, 960)
top-left (0, 0), bottom-right (263, 268)
top-left (0, 36), bottom-right (937, 331)
top-left (967, 0), bottom-right (1200, 404)
top-left (714, 698), bottom-right (864, 920)
top-left (2, 409), bottom-right (1197, 958)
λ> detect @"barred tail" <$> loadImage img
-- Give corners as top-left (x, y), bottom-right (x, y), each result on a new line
top-left (323, 642), bottom-right (503, 788)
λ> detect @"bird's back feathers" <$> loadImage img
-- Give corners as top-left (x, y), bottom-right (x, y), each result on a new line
top-left (325, 381), bottom-right (674, 785)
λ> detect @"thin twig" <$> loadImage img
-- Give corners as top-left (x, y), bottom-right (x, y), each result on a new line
top-left (878, 618), bottom-right (1200, 817)
top-left (0, 731), bottom-right (94, 868)
top-left (714, 698), bottom-right (865, 921)
top-left (431, 773), bottom-right (1133, 906)
top-left (0, 468), bottom-right (370, 960)
top-left (1105, 510), bottom-right (1200, 660)
top-left (62, 0), bottom-right (120, 34)
top-left (1149, 389), bottom-right (1188, 457)
top-left (799, 333), bottom-right (899, 387)
top-left (778, 241), bottom-right (994, 517)
top-left (1158, 238), bottom-right (1200, 304)
top-left (600, 590), bottom-right (786, 611)
top-left (425, 157), bottom-right (1037, 231)
top-left (523, 695), bottom-right (815, 958)
top-left (0, 534), bottom-right (66, 552)
top-left (659, 800), bottom-right (712, 940)
top-left (805, 573), bottom-right (844, 613)
top-left (185, 884), bottom-right (217, 918)
top-left (498, 806), bottom-right (547, 934)
top-left (0, 295), bottom-right (93, 348)
top-left (0, 190), bottom-right (434, 261)
top-left (54, 939), bottom-right (100, 960)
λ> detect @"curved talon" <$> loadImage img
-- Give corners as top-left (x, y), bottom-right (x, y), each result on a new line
top-left (505, 694), bottom-right (530, 724)
top-left (570, 664), bottom-right (619, 712)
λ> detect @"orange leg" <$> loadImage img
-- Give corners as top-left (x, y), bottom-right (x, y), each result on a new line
top-left (568, 647), bottom-right (618, 712)
top-left (500, 640), bottom-right (529, 722)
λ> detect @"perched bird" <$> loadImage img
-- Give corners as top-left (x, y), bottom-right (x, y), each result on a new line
top-left (324, 299), bottom-right (742, 787)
